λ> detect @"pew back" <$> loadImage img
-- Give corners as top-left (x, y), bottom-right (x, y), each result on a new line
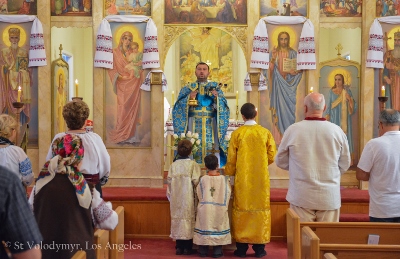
top-left (323, 253), bottom-right (336, 259)
top-left (301, 226), bottom-right (400, 259)
top-left (94, 229), bottom-right (110, 259)
top-left (301, 226), bottom-right (319, 259)
top-left (71, 250), bottom-right (86, 259)
top-left (287, 208), bottom-right (400, 259)
top-left (109, 206), bottom-right (125, 259)
top-left (287, 207), bottom-right (301, 259)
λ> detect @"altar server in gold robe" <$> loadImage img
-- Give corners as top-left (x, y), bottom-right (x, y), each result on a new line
top-left (225, 103), bottom-right (277, 258)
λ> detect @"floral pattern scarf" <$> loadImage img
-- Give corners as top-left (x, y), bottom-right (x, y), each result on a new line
top-left (33, 134), bottom-right (92, 209)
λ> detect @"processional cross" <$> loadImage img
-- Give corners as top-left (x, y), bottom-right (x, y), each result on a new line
top-left (383, 32), bottom-right (392, 51)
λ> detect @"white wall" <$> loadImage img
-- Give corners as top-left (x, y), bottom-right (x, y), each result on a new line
top-left (319, 28), bottom-right (361, 63)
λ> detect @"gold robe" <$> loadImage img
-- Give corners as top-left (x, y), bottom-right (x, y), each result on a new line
top-left (225, 124), bottom-right (276, 244)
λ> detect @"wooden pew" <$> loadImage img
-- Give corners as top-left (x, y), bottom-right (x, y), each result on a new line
top-left (287, 207), bottom-right (301, 258)
top-left (71, 250), bottom-right (86, 259)
top-left (302, 226), bottom-right (400, 259)
top-left (94, 229), bottom-right (110, 259)
top-left (109, 206), bottom-right (125, 259)
top-left (287, 208), bottom-right (400, 259)
top-left (323, 253), bottom-right (336, 259)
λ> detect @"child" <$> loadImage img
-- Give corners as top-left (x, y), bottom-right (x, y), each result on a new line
top-left (167, 139), bottom-right (201, 255)
top-left (194, 154), bottom-right (231, 258)
top-left (124, 41), bottom-right (143, 79)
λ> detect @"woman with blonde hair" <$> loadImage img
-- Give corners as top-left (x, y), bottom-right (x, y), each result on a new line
top-left (0, 114), bottom-right (34, 186)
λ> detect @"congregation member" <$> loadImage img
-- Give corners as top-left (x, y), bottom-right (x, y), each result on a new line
top-left (47, 100), bottom-right (110, 196)
top-left (225, 103), bottom-right (276, 258)
top-left (0, 166), bottom-right (42, 259)
top-left (0, 114), bottom-right (34, 187)
top-left (276, 92), bottom-right (351, 222)
top-left (167, 139), bottom-right (201, 255)
top-left (31, 134), bottom-right (95, 259)
top-left (356, 109), bottom-right (400, 222)
top-left (194, 154), bottom-right (231, 258)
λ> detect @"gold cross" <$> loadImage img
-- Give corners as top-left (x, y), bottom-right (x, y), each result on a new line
top-left (335, 43), bottom-right (343, 56)
top-left (59, 44), bottom-right (63, 58)
top-left (210, 186), bottom-right (215, 197)
top-left (383, 32), bottom-right (392, 43)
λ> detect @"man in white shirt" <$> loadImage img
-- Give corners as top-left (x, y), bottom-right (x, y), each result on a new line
top-left (275, 92), bottom-right (351, 222)
top-left (357, 109), bottom-right (400, 222)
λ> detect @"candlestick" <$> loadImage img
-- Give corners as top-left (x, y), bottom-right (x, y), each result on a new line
top-left (172, 91), bottom-right (175, 105)
top-left (381, 85), bottom-right (385, 97)
top-left (75, 79), bottom-right (79, 97)
top-left (17, 86), bottom-right (21, 102)
top-left (236, 91), bottom-right (239, 106)
top-left (310, 87), bottom-right (313, 93)
top-left (378, 96), bottom-right (389, 112)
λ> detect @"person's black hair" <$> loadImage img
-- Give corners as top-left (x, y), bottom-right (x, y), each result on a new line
top-left (240, 103), bottom-right (257, 120)
top-left (204, 154), bottom-right (218, 170)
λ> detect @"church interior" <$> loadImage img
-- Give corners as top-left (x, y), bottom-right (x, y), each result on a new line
top-left (2, 0), bottom-right (400, 258)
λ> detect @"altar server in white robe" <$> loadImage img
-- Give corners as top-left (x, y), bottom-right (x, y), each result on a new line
top-left (167, 139), bottom-right (201, 255)
top-left (194, 154), bottom-right (231, 258)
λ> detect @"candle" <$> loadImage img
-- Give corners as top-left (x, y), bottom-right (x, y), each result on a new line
top-left (172, 91), bottom-right (175, 104)
top-left (381, 85), bottom-right (385, 97)
top-left (255, 107), bottom-right (258, 112)
top-left (236, 91), bottom-right (239, 106)
top-left (310, 87), bottom-right (313, 93)
top-left (17, 86), bottom-right (21, 102)
top-left (75, 79), bottom-right (79, 97)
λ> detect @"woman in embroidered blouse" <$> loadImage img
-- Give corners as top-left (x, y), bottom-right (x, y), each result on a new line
top-left (0, 114), bottom-right (34, 186)
top-left (32, 134), bottom-right (95, 259)
top-left (47, 100), bottom-right (110, 196)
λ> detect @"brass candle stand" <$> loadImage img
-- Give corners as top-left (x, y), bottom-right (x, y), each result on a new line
top-left (12, 102), bottom-right (24, 145)
top-left (378, 96), bottom-right (388, 112)
top-left (236, 105), bottom-right (239, 122)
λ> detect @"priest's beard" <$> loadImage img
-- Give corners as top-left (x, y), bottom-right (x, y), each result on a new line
top-left (393, 44), bottom-right (400, 58)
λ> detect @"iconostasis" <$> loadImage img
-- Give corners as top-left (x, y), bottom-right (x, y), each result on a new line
top-left (0, 0), bottom-right (381, 187)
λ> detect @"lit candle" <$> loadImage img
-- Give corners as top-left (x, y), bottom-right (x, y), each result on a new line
top-left (17, 86), bottom-right (21, 102)
top-left (310, 87), bottom-right (313, 93)
top-left (236, 91), bottom-right (239, 106)
top-left (172, 91), bottom-right (175, 104)
top-left (75, 79), bottom-right (79, 97)
top-left (381, 85), bottom-right (385, 97)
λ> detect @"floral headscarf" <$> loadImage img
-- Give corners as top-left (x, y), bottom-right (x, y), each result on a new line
top-left (33, 134), bottom-right (92, 209)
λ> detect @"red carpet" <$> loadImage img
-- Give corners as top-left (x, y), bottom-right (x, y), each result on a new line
top-left (124, 238), bottom-right (288, 259)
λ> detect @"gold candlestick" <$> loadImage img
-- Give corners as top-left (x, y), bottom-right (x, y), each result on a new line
top-left (236, 105), bottom-right (239, 122)
top-left (378, 97), bottom-right (388, 112)
top-left (12, 102), bottom-right (24, 146)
